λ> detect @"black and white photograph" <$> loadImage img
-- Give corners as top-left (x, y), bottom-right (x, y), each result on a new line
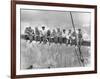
top-left (20, 9), bottom-right (91, 69)
top-left (13, 2), bottom-right (97, 78)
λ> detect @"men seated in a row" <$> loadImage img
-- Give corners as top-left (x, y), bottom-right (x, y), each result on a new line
top-left (24, 26), bottom-right (83, 46)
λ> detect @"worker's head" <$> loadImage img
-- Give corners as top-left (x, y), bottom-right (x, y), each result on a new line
top-left (26, 27), bottom-right (28, 29)
top-left (42, 26), bottom-right (45, 30)
top-left (78, 29), bottom-right (81, 33)
top-left (63, 29), bottom-right (66, 33)
top-left (29, 26), bottom-right (31, 29)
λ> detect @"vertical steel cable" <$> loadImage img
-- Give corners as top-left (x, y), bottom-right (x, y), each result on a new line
top-left (69, 12), bottom-right (85, 66)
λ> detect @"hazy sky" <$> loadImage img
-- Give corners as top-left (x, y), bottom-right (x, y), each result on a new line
top-left (20, 9), bottom-right (91, 40)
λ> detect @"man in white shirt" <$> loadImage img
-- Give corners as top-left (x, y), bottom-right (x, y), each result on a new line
top-left (41, 26), bottom-right (47, 35)
top-left (40, 26), bottom-right (47, 44)
top-left (62, 29), bottom-right (67, 44)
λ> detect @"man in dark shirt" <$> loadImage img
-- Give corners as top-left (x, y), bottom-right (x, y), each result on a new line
top-left (62, 29), bottom-right (67, 44)
top-left (78, 29), bottom-right (83, 46)
top-left (35, 27), bottom-right (40, 42)
top-left (67, 29), bottom-right (72, 46)
top-left (71, 31), bottom-right (77, 46)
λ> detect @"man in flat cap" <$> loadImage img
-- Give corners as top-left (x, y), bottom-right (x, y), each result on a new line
top-left (62, 29), bottom-right (67, 44)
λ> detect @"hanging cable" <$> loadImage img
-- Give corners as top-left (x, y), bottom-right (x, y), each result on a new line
top-left (69, 11), bottom-right (85, 66)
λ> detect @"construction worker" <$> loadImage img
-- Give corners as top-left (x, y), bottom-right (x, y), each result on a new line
top-left (35, 27), bottom-right (40, 42)
top-left (51, 29), bottom-right (57, 44)
top-left (62, 29), bottom-right (67, 44)
top-left (67, 29), bottom-right (72, 46)
top-left (57, 28), bottom-right (62, 44)
top-left (24, 27), bottom-right (30, 41)
top-left (77, 29), bottom-right (83, 46)
top-left (25, 27), bottom-right (30, 35)
top-left (46, 29), bottom-right (51, 44)
top-left (71, 31), bottom-right (77, 46)
top-left (24, 26), bottom-right (34, 43)
top-left (40, 26), bottom-right (47, 44)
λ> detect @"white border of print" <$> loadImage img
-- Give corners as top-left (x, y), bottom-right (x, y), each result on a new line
top-left (16, 4), bottom-right (94, 75)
